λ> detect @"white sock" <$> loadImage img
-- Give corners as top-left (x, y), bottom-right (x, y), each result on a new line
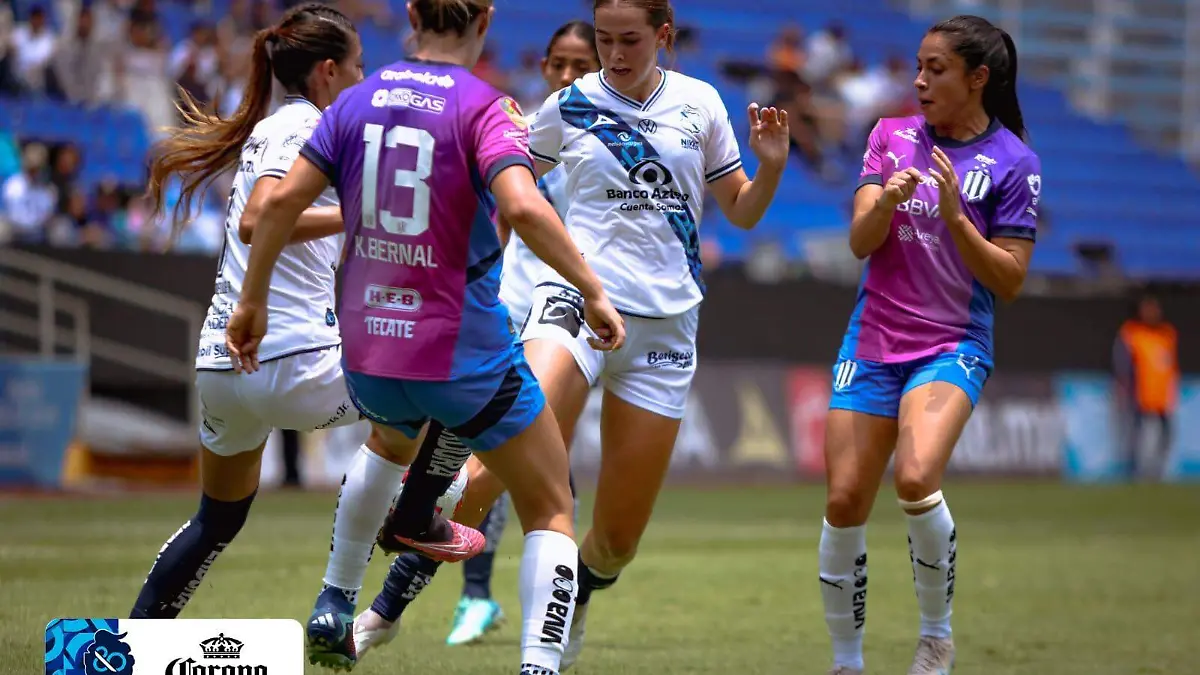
top-left (819, 519), bottom-right (867, 670)
top-left (906, 499), bottom-right (955, 639)
top-left (519, 530), bottom-right (578, 675)
top-left (323, 445), bottom-right (407, 602)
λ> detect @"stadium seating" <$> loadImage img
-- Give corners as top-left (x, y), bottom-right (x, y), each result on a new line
top-left (3, 0), bottom-right (1199, 278)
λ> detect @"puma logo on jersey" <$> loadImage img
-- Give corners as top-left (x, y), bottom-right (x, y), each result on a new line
top-left (887, 151), bottom-right (905, 168)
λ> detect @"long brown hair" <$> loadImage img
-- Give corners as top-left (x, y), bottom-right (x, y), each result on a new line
top-left (929, 15), bottom-right (1027, 142)
top-left (593, 0), bottom-right (677, 52)
top-left (146, 3), bottom-right (356, 242)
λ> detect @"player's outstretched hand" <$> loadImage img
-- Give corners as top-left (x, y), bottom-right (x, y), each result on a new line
top-left (881, 167), bottom-right (923, 209)
top-left (225, 302), bottom-right (267, 374)
top-left (582, 293), bottom-right (625, 352)
top-left (927, 146), bottom-right (963, 224)
top-left (746, 103), bottom-right (790, 171)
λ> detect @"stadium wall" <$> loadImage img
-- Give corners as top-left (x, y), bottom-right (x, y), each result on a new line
top-left (3, 246), bottom-right (1197, 487)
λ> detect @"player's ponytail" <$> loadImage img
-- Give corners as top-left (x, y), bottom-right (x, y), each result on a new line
top-left (929, 14), bottom-right (1028, 143)
top-left (145, 3), bottom-right (356, 246)
top-left (992, 30), bottom-right (1027, 142)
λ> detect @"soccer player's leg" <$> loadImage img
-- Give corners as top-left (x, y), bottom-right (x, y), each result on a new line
top-left (130, 372), bottom-right (268, 619)
top-left (353, 458), bottom-right (506, 661)
top-left (822, 356), bottom-right (904, 675)
top-left (893, 352), bottom-right (990, 675)
top-left (422, 344), bottom-right (582, 675)
top-left (304, 369), bottom-right (428, 671)
top-left (558, 311), bottom-right (690, 671)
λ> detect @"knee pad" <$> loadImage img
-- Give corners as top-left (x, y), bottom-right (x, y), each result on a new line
top-left (196, 491), bottom-right (256, 542)
top-left (897, 490), bottom-right (944, 512)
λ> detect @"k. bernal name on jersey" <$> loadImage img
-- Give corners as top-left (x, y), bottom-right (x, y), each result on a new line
top-left (354, 235), bottom-right (437, 267)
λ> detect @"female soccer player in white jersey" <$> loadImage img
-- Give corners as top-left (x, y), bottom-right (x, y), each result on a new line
top-left (356, 0), bottom-right (790, 668)
top-left (129, 3), bottom-right (480, 639)
top-left (820, 15), bottom-right (1041, 675)
top-left (226, 1), bottom-right (626, 674)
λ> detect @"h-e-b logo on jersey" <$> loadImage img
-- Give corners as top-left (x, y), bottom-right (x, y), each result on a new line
top-left (537, 286), bottom-right (585, 337)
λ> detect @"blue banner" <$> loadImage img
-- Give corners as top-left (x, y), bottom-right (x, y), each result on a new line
top-left (1056, 372), bottom-right (1200, 482)
top-left (0, 358), bottom-right (87, 488)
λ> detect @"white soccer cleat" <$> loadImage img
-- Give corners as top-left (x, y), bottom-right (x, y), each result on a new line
top-left (908, 636), bottom-right (955, 675)
top-left (351, 608), bottom-right (400, 663)
top-left (559, 601), bottom-right (589, 671)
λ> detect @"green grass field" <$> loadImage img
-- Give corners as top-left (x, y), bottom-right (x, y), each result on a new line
top-left (3, 483), bottom-right (1198, 674)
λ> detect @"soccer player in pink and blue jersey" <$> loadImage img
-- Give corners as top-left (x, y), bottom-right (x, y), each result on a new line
top-left (224, 2), bottom-right (626, 674)
top-left (819, 16), bottom-right (1042, 675)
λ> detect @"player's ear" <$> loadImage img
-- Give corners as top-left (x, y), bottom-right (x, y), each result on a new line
top-left (970, 64), bottom-right (990, 93)
top-left (477, 6), bottom-right (493, 38)
top-left (406, 2), bottom-right (419, 31)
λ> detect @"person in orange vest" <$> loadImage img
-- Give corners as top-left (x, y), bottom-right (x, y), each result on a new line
top-left (1113, 294), bottom-right (1180, 480)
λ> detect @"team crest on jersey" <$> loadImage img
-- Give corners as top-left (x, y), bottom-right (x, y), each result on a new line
top-left (1026, 173), bottom-right (1041, 196)
top-left (499, 97), bottom-right (527, 128)
top-left (961, 169), bottom-right (992, 203)
top-left (679, 104), bottom-right (703, 135)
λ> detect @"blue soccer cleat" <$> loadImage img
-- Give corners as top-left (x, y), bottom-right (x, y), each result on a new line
top-left (446, 596), bottom-right (505, 645)
top-left (306, 586), bottom-right (358, 671)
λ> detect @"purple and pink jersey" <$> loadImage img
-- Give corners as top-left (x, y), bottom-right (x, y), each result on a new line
top-left (301, 60), bottom-right (534, 381)
top-left (843, 116), bottom-right (1042, 364)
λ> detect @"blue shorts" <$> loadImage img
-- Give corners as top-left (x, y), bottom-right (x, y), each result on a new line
top-left (828, 351), bottom-right (991, 419)
top-left (343, 346), bottom-right (546, 452)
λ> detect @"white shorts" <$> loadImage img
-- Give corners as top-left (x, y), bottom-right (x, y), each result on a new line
top-left (520, 282), bottom-right (698, 419)
top-left (196, 346), bottom-right (362, 456)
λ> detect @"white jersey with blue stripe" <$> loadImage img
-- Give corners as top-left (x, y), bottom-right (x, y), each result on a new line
top-left (528, 69), bottom-right (742, 318)
top-left (499, 114), bottom-right (568, 324)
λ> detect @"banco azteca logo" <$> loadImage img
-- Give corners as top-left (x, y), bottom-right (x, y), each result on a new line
top-left (627, 157), bottom-right (673, 187)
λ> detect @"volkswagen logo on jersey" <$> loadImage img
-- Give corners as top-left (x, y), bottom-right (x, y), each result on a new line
top-left (627, 157), bottom-right (674, 187)
top-left (637, 118), bottom-right (658, 134)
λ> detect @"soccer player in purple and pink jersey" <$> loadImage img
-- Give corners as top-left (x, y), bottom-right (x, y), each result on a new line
top-left (818, 16), bottom-right (1042, 675)
top-left (224, 2), bottom-right (627, 674)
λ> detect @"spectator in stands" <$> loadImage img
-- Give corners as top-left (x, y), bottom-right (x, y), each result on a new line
top-left (802, 21), bottom-right (852, 88)
top-left (52, 5), bottom-right (113, 105)
top-left (767, 23), bottom-right (805, 75)
top-left (0, 0), bottom-right (18, 94)
top-left (10, 5), bottom-right (59, 94)
top-left (510, 48), bottom-right (548, 111)
top-left (169, 21), bottom-right (221, 110)
top-left (49, 142), bottom-right (80, 212)
top-left (116, 16), bottom-right (175, 138)
top-left (2, 141), bottom-right (57, 243)
top-left (762, 24), bottom-right (842, 180)
top-left (1114, 293), bottom-right (1180, 481)
top-left (472, 45), bottom-right (507, 91)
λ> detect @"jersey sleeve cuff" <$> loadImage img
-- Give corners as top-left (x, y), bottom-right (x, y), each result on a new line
top-left (990, 225), bottom-right (1037, 242)
top-left (484, 154), bottom-right (535, 187)
top-left (257, 168), bottom-right (288, 180)
top-left (705, 158), bottom-right (742, 182)
top-left (299, 144), bottom-right (335, 180)
top-left (856, 174), bottom-right (883, 191)
top-left (530, 148), bottom-right (558, 164)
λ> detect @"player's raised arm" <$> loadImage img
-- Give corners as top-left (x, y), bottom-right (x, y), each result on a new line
top-left (707, 102), bottom-right (790, 229)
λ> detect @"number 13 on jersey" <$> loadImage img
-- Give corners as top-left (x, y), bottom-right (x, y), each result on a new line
top-left (361, 123), bottom-right (435, 236)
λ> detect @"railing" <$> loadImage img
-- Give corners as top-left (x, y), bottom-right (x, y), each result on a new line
top-left (903, 0), bottom-right (1200, 160)
top-left (0, 248), bottom-right (205, 432)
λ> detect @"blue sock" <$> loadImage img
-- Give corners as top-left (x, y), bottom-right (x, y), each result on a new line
top-left (462, 494), bottom-right (509, 599)
top-left (130, 491), bottom-right (256, 618)
top-left (370, 552), bottom-right (443, 622)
